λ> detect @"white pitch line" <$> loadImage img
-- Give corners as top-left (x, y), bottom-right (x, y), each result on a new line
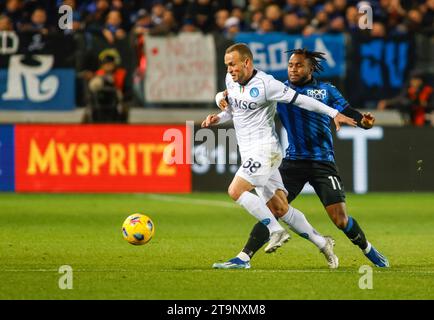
top-left (2, 269), bottom-right (434, 275)
top-left (161, 269), bottom-right (434, 275)
top-left (144, 194), bottom-right (238, 208)
top-left (0, 269), bottom-right (129, 273)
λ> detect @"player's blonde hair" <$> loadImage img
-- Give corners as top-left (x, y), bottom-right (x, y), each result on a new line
top-left (225, 43), bottom-right (253, 62)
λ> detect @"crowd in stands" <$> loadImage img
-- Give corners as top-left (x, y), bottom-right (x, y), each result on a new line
top-left (0, 0), bottom-right (433, 125)
top-left (0, 0), bottom-right (433, 36)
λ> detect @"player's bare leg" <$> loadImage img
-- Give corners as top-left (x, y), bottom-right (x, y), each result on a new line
top-left (325, 203), bottom-right (389, 267)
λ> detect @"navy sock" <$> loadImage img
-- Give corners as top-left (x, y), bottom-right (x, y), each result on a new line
top-left (242, 222), bottom-right (270, 258)
top-left (342, 216), bottom-right (368, 251)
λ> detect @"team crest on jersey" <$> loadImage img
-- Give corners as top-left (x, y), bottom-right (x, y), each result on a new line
top-left (250, 87), bottom-right (259, 98)
top-left (307, 89), bottom-right (327, 100)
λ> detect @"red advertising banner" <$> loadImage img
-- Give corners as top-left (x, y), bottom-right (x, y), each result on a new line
top-left (15, 125), bottom-right (191, 193)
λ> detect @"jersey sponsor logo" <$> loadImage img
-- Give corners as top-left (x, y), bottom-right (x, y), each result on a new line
top-left (249, 87), bottom-right (259, 98)
top-left (229, 97), bottom-right (258, 110)
top-left (307, 89), bottom-right (327, 100)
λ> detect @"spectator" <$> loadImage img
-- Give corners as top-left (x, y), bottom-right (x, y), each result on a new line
top-left (19, 7), bottom-right (54, 35)
top-left (284, 0), bottom-right (299, 13)
top-left (150, 9), bottom-right (177, 35)
top-left (378, 0), bottom-right (406, 34)
top-left (420, 0), bottom-right (434, 35)
top-left (83, 0), bottom-right (110, 34)
top-left (302, 24), bottom-right (317, 36)
top-left (167, 0), bottom-right (189, 31)
top-left (257, 17), bottom-right (274, 33)
top-left (377, 72), bottom-right (434, 127)
top-left (0, 14), bottom-right (14, 31)
top-left (405, 9), bottom-right (424, 33)
top-left (131, 8), bottom-right (152, 36)
top-left (86, 49), bottom-right (129, 123)
top-left (248, 9), bottom-right (264, 31)
top-left (216, 0), bottom-right (234, 11)
top-left (214, 8), bottom-right (230, 33)
top-left (333, 0), bottom-right (347, 16)
top-left (102, 10), bottom-right (126, 44)
top-left (296, 11), bottom-right (310, 30)
top-left (191, 0), bottom-right (215, 33)
top-left (180, 17), bottom-right (198, 32)
top-left (370, 21), bottom-right (387, 37)
top-left (283, 12), bottom-right (302, 34)
top-left (323, 1), bottom-right (336, 17)
top-left (151, 0), bottom-right (166, 27)
top-left (245, 0), bottom-right (265, 25)
top-left (231, 6), bottom-right (247, 31)
top-left (264, 3), bottom-right (283, 31)
top-left (223, 16), bottom-right (241, 38)
top-left (129, 9), bottom-right (152, 106)
top-left (111, 0), bottom-right (132, 31)
top-left (3, 0), bottom-right (24, 31)
top-left (287, 0), bottom-right (311, 20)
top-left (345, 6), bottom-right (360, 33)
top-left (329, 16), bottom-right (346, 33)
top-left (310, 10), bottom-right (330, 34)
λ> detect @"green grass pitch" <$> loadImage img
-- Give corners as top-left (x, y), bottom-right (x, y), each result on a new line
top-left (0, 192), bottom-right (433, 300)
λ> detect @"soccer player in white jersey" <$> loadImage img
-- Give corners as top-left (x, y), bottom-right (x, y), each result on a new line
top-left (202, 43), bottom-right (356, 269)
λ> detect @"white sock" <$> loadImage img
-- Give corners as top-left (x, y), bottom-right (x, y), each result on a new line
top-left (236, 191), bottom-right (284, 234)
top-left (364, 242), bottom-right (372, 254)
top-left (281, 206), bottom-right (326, 249)
top-left (237, 252), bottom-right (250, 262)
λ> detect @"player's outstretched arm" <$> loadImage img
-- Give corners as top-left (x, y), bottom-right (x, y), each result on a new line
top-left (293, 94), bottom-right (356, 130)
top-left (341, 107), bottom-right (375, 129)
top-left (267, 78), bottom-right (356, 130)
top-left (333, 113), bottom-right (357, 131)
top-left (201, 114), bottom-right (220, 128)
top-left (201, 111), bottom-right (232, 128)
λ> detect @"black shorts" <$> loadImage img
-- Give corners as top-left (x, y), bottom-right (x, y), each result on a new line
top-left (279, 159), bottom-right (346, 207)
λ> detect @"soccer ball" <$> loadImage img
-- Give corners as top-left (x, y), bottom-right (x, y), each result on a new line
top-left (122, 214), bottom-right (155, 245)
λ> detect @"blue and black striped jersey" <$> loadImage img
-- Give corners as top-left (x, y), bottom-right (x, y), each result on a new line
top-left (277, 78), bottom-right (349, 163)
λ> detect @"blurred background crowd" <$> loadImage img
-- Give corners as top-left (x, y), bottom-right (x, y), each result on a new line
top-left (1, 0), bottom-right (433, 36)
top-left (0, 0), bottom-right (433, 126)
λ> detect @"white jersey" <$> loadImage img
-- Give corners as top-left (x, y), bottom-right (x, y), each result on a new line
top-left (222, 70), bottom-right (298, 156)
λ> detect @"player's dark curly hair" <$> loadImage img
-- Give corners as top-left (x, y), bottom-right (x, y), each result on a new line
top-left (286, 48), bottom-right (326, 74)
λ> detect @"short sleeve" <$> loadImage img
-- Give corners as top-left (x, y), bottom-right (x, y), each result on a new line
top-left (266, 77), bottom-right (298, 104)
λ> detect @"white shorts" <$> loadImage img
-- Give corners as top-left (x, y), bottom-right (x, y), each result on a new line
top-left (255, 168), bottom-right (288, 203)
top-left (236, 150), bottom-right (288, 203)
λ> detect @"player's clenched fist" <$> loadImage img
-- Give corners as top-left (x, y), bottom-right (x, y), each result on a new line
top-left (201, 114), bottom-right (220, 128)
top-left (217, 90), bottom-right (229, 111)
top-left (361, 112), bottom-right (375, 129)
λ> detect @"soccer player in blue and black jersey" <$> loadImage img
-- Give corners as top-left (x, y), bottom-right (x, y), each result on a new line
top-left (216, 48), bottom-right (389, 268)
